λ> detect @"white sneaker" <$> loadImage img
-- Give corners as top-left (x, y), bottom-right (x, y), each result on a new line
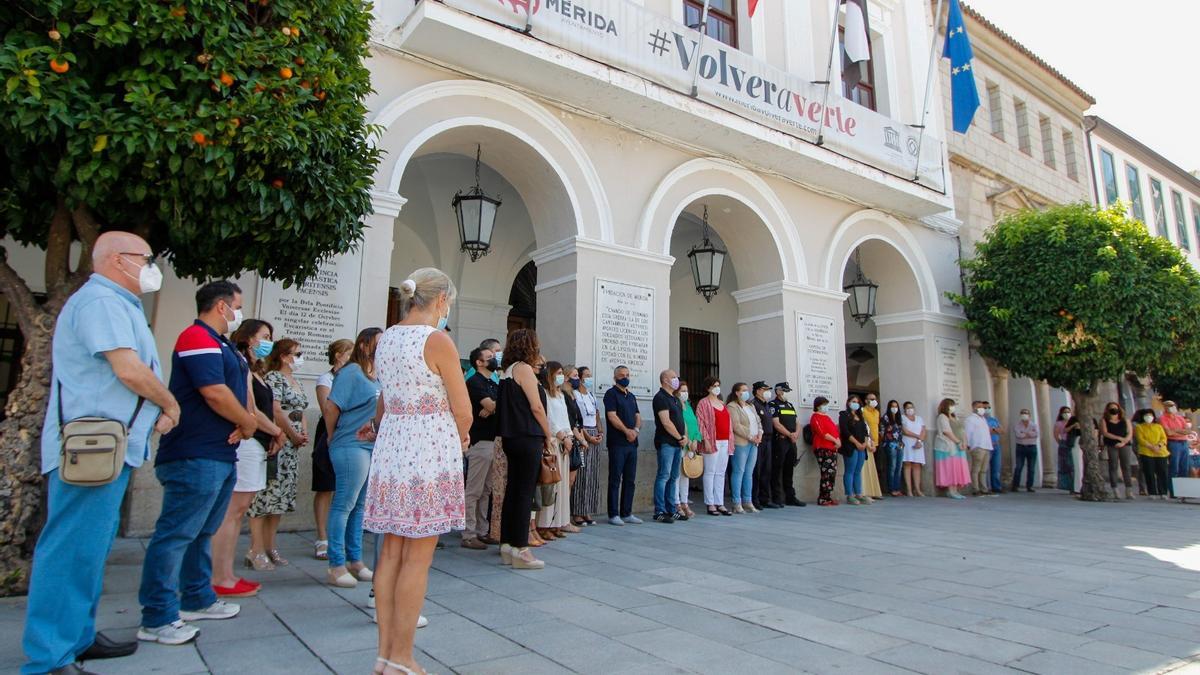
top-left (624, 515), bottom-right (644, 524)
top-left (608, 516), bottom-right (625, 526)
top-left (138, 620), bottom-right (199, 645)
top-left (179, 600), bottom-right (240, 621)
top-left (367, 588), bottom-right (376, 609)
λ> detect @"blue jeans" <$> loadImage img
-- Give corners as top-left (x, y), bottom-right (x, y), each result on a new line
top-left (883, 441), bottom-right (903, 493)
top-left (1168, 440), bottom-right (1190, 497)
top-left (23, 468), bottom-right (130, 674)
top-left (730, 443), bottom-right (758, 504)
top-left (607, 444), bottom-right (638, 518)
top-left (843, 449), bottom-right (865, 496)
top-left (1011, 444), bottom-right (1038, 489)
top-left (654, 444), bottom-right (683, 515)
top-left (139, 458), bottom-right (235, 629)
top-left (328, 443), bottom-right (372, 567)
top-left (990, 444), bottom-right (1003, 491)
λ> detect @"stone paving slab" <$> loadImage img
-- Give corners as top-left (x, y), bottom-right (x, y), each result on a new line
top-left (6, 492), bottom-right (1200, 673)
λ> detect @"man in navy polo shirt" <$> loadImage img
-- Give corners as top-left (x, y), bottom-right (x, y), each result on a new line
top-left (137, 281), bottom-right (258, 646)
top-left (604, 365), bottom-right (642, 526)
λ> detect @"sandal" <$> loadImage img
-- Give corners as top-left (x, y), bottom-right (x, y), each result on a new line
top-left (314, 540), bottom-right (328, 560)
top-left (707, 507), bottom-right (720, 516)
top-left (267, 549), bottom-right (289, 566)
top-left (244, 551), bottom-right (275, 571)
top-left (717, 507), bottom-right (733, 516)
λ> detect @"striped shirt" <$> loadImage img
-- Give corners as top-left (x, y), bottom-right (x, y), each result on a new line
top-left (156, 320), bottom-right (248, 464)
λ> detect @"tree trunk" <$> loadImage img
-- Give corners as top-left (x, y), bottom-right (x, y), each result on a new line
top-left (0, 201), bottom-right (96, 596)
top-left (0, 310), bottom-right (54, 596)
top-left (1072, 384), bottom-right (1112, 502)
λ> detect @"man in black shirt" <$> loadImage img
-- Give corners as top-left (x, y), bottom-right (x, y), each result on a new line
top-left (770, 382), bottom-right (806, 507)
top-left (750, 381), bottom-right (779, 509)
top-left (463, 347), bottom-right (499, 549)
top-left (651, 369), bottom-right (687, 523)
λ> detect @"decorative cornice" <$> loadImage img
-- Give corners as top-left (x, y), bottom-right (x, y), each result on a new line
top-left (533, 274), bottom-right (577, 293)
top-left (732, 281), bottom-right (848, 304)
top-left (369, 190), bottom-right (408, 217)
top-left (920, 212), bottom-right (962, 235)
top-left (872, 309), bottom-right (965, 329)
top-left (737, 311), bottom-right (784, 326)
top-left (531, 237), bottom-right (675, 267)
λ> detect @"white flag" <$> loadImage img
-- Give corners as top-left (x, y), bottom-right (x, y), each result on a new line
top-left (843, 0), bottom-right (871, 64)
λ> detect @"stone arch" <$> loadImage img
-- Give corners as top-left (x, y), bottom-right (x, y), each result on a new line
top-left (638, 157), bottom-right (807, 285)
top-left (821, 209), bottom-right (940, 313)
top-left (370, 79), bottom-right (613, 244)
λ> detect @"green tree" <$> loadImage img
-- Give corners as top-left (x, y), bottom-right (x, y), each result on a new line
top-left (955, 203), bottom-right (1200, 502)
top-left (0, 0), bottom-right (380, 594)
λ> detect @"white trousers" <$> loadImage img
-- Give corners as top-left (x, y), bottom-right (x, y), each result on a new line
top-left (702, 447), bottom-right (730, 506)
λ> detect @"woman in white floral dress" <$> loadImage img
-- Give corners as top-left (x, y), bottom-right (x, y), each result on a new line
top-left (359, 268), bottom-right (471, 675)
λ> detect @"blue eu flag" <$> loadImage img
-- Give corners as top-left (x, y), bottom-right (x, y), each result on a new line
top-left (944, 0), bottom-right (979, 133)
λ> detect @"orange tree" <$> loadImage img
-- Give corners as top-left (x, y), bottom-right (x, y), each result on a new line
top-left (954, 203), bottom-right (1200, 502)
top-left (0, 0), bottom-right (379, 594)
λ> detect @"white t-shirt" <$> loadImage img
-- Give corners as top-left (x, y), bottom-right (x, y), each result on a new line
top-left (546, 395), bottom-right (572, 436)
top-left (902, 415), bottom-right (925, 451)
top-left (744, 403), bottom-right (761, 438)
top-left (576, 390), bottom-right (599, 428)
top-left (316, 370), bottom-right (335, 391)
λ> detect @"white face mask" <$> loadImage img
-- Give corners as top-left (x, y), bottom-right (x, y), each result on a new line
top-left (776, 391), bottom-right (787, 402)
top-left (948, 405), bottom-right (957, 415)
top-left (1020, 413), bottom-right (1030, 421)
top-left (554, 374), bottom-right (565, 387)
top-left (710, 386), bottom-right (722, 397)
top-left (976, 407), bottom-right (986, 416)
top-left (292, 354), bottom-right (305, 370)
top-left (889, 406), bottom-right (898, 413)
top-left (225, 305), bottom-right (244, 333)
top-left (678, 390), bottom-right (689, 401)
top-left (763, 390), bottom-right (775, 402)
top-left (1061, 412), bottom-right (1070, 420)
top-left (904, 408), bottom-right (914, 416)
top-left (121, 255), bottom-right (163, 294)
top-left (1144, 415), bottom-right (1155, 424)
top-left (868, 400), bottom-right (878, 408)
top-left (817, 405), bottom-right (828, 413)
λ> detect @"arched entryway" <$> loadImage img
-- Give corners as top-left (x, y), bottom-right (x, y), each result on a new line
top-left (366, 80), bottom-right (608, 358)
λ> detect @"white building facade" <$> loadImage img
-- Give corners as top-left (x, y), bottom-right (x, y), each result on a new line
top-left (6, 0), bottom-right (981, 528)
top-left (1086, 115), bottom-right (1200, 269)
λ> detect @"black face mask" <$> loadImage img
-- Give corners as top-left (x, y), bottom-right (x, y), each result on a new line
top-left (490, 356), bottom-right (501, 370)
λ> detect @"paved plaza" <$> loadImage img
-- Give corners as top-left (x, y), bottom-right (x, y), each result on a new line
top-left (3, 492), bottom-right (1199, 674)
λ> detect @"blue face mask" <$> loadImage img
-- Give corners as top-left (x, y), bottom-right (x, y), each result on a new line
top-left (436, 313), bottom-right (448, 331)
top-left (253, 340), bottom-right (273, 359)
top-left (584, 377), bottom-right (594, 390)
top-left (570, 378), bottom-right (581, 389)
top-left (849, 402), bottom-right (861, 412)
top-left (616, 377), bottom-right (631, 388)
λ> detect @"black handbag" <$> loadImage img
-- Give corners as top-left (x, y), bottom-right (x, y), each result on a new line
top-left (569, 438), bottom-right (583, 471)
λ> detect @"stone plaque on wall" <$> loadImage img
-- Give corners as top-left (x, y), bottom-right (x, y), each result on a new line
top-left (257, 251), bottom-right (363, 378)
top-left (797, 313), bottom-right (839, 409)
top-left (593, 279), bottom-right (654, 397)
top-left (935, 336), bottom-right (964, 403)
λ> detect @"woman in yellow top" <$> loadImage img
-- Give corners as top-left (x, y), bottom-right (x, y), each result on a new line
top-left (1134, 409), bottom-right (1170, 500)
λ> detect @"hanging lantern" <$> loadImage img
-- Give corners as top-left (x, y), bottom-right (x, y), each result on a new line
top-left (687, 205), bottom-right (727, 303)
top-left (844, 248), bottom-right (879, 326)
top-left (452, 145), bottom-right (501, 262)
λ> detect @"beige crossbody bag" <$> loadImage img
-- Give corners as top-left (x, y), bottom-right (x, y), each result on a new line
top-left (57, 380), bottom-right (145, 486)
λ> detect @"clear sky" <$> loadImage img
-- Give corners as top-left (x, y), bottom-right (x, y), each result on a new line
top-left (963, 0), bottom-right (1199, 173)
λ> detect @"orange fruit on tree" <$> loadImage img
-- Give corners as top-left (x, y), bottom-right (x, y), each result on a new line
top-left (230, 118), bottom-right (241, 128)
top-left (299, 80), bottom-right (311, 90)
top-left (49, 57), bottom-right (69, 74)
top-left (48, 30), bottom-right (61, 41)
top-left (170, 5), bottom-right (187, 18)
top-left (192, 131), bottom-right (207, 145)
top-left (316, 90), bottom-right (326, 101)
top-left (253, 83), bottom-right (265, 93)
top-left (281, 26), bottom-right (292, 36)
top-left (279, 67), bottom-right (293, 79)
top-left (271, 178), bottom-right (285, 189)
top-left (219, 71), bottom-right (234, 87)
top-left (293, 56), bottom-right (305, 65)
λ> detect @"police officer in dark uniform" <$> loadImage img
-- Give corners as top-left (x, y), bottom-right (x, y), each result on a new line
top-left (750, 381), bottom-right (779, 509)
top-left (770, 382), bottom-right (806, 507)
